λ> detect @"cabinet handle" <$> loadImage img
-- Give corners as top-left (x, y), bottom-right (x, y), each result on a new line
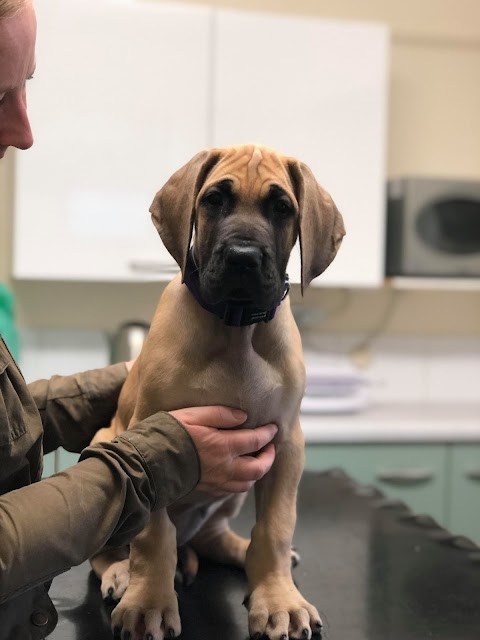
top-left (466, 469), bottom-right (480, 481)
top-left (128, 260), bottom-right (179, 274)
top-left (375, 469), bottom-right (434, 485)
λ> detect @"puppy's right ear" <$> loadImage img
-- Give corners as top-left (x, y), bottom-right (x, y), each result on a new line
top-left (150, 149), bottom-right (221, 280)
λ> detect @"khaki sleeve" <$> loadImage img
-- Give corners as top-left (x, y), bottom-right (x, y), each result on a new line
top-left (0, 412), bottom-right (200, 604)
top-left (28, 363), bottom-right (128, 455)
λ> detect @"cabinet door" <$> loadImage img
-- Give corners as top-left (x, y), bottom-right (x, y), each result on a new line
top-left (213, 11), bottom-right (389, 287)
top-left (14, 1), bottom-right (211, 281)
top-left (449, 444), bottom-right (480, 544)
top-left (305, 444), bottom-right (448, 526)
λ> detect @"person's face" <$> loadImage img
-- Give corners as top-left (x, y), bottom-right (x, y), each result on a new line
top-left (0, 2), bottom-right (36, 159)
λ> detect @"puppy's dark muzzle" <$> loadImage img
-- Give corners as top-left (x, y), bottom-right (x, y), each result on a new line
top-left (198, 241), bottom-right (282, 307)
top-left (224, 245), bottom-right (263, 272)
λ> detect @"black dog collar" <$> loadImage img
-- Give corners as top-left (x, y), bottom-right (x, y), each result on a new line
top-left (183, 249), bottom-right (290, 327)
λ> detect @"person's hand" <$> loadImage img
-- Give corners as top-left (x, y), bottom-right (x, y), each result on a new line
top-left (169, 406), bottom-right (277, 495)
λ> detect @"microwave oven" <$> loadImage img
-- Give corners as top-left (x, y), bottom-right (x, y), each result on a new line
top-left (386, 177), bottom-right (480, 277)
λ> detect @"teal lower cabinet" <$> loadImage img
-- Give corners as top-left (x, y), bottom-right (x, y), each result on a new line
top-left (449, 444), bottom-right (480, 544)
top-left (56, 448), bottom-right (81, 471)
top-left (305, 444), bottom-right (449, 527)
top-left (44, 441), bottom-right (479, 544)
top-left (41, 449), bottom-right (79, 477)
top-left (42, 452), bottom-right (56, 478)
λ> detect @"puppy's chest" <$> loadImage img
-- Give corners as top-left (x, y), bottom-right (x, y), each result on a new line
top-left (201, 355), bottom-right (282, 419)
top-left (165, 346), bottom-right (300, 427)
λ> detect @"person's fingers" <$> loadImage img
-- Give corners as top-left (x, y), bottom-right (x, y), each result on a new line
top-left (226, 424), bottom-right (278, 457)
top-left (170, 405), bottom-right (247, 428)
top-left (199, 479), bottom-right (255, 496)
top-left (230, 443), bottom-right (276, 482)
top-left (251, 442), bottom-right (276, 474)
top-left (219, 480), bottom-right (255, 494)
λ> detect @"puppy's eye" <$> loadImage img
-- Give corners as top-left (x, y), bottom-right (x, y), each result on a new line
top-left (204, 191), bottom-right (224, 207)
top-left (273, 199), bottom-right (293, 217)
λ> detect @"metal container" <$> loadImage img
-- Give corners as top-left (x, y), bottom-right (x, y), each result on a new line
top-left (110, 321), bottom-right (150, 363)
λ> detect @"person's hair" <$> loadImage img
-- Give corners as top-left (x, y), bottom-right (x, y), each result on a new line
top-left (0, 0), bottom-right (30, 19)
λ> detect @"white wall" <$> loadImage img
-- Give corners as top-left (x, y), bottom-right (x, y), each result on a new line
top-left (0, 0), bottom-right (479, 336)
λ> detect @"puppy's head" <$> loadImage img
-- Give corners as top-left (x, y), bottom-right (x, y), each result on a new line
top-left (150, 145), bottom-right (345, 306)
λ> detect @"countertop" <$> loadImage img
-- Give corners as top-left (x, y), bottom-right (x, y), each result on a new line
top-left (301, 402), bottom-right (480, 443)
top-left (48, 470), bottom-right (480, 640)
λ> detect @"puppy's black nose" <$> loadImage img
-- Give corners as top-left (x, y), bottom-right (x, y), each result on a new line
top-left (225, 245), bottom-right (262, 270)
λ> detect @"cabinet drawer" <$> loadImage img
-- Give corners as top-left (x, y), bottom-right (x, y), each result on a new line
top-left (449, 444), bottom-right (480, 544)
top-left (305, 444), bottom-right (448, 526)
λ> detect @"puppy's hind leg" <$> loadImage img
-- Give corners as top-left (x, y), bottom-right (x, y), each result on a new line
top-left (176, 544), bottom-right (200, 587)
top-left (188, 494), bottom-right (300, 573)
top-left (192, 526), bottom-right (251, 568)
top-left (190, 494), bottom-right (250, 569)
top-left (90, 547), bottom-right (130, 602)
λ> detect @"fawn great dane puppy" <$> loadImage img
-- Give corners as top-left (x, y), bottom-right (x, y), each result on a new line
top-left (91, 144), bottom-right (345, 640)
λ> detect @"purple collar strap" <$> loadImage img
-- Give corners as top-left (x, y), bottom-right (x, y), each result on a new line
top-left (183, 249), bottom-right (290, 327)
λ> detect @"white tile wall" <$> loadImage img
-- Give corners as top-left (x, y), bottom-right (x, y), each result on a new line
top-left (17, 328), bottom-right (480, 406)
top-left (19, 329), bottom-right (110, 383)
top-left (424, 338), bottom-right (480, 402)
top-left (367, 337), bottom-right (429, 403)
top-left (305, 333), bottom-right (480, 406)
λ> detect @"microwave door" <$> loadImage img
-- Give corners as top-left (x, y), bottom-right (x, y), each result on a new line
top-left (407, 195), bottom-right (480, 277)
top-left (416, 198), bottom-right (480, 255)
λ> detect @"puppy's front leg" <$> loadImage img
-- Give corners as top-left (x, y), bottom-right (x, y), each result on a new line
top-left (245, 420), bottom-right (322, 640)
top-left (111, 508), bottom-right (180, 640)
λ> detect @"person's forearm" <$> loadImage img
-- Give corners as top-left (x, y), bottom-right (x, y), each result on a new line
top-left (0, 414), bottom-right (199, 603)
top-left (28, 363), bottom-right (128, 454)
top-left (0, 455), bottom-right (143, 603)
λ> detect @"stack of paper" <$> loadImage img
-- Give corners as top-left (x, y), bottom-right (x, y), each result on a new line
top-left (301, 354), bottom-right (369, 414)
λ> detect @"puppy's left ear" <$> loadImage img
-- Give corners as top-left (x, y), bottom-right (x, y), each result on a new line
top-left (288, 160), bottom-right (346, 293)
top-left (149, 149), bottom-right (222, 279)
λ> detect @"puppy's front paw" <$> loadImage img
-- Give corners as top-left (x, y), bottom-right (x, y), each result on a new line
top-left (111, 579), bottom-right (180, 640)
top-left (247, 578), bottom-right (322, 640)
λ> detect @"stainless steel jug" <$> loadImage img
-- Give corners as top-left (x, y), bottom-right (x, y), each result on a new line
top-left (110, 321), bottom-right (150, 363)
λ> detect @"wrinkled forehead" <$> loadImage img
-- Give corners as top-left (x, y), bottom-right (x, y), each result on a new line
top-left (201, 146), bottom-right (296, 202)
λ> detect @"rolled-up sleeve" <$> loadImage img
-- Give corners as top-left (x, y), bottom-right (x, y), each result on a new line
top-left (28, 363), bottom-right (128, 454)
top-left (0, 411), bottom-right (200, 604)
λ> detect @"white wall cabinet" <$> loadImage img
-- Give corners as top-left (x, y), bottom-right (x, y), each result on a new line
top-left (14, 0), bottom-right (211, 281)
top-left (213, 11), bottom-right (389, 287)
top-left (13, 2), bottom-right (389, 287)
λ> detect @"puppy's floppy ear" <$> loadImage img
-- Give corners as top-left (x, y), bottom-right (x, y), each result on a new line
top-left (149, 149), bottom-right (222, 279)
top-left (288, 160), bottom-right (346, 293)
